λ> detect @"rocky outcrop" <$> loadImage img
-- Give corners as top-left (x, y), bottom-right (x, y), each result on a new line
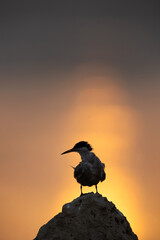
top-left (34, 193), bottom-right (138, 240)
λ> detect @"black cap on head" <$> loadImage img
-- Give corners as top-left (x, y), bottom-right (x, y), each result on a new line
top-left (73, 141), bottom-right (93, 151)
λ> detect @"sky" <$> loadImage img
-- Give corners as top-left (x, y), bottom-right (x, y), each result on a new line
top-left (0, 1), bottom-right (160, 240)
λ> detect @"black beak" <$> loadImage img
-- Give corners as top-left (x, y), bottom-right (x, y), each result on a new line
top-left (61, 148), bottom-right (74, 155)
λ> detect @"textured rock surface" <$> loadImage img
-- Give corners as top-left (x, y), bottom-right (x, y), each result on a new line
top-left (34, 193), bottom-right (138, 240)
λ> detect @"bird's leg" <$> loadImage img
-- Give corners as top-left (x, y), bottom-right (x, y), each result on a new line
top-left (80, 185), bottom-right (83, 196)
top-left (95, 185), bottom-right (98, 194)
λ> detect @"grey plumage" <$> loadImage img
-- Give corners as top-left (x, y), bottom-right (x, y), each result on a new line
top-left (74, 161), bottom-right (106, 186)
top-left (61, 141), bottom-right (106, 195)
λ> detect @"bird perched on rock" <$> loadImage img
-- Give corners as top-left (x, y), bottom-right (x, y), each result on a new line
top-left (61, 141), bottom-right (106, 195)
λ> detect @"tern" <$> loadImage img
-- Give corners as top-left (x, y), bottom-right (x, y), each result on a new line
top-left (61, 141), bottom-right (106, 195)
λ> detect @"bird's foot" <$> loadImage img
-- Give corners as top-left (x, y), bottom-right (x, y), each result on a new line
top-left (95, 185), bottom-right (98, 194)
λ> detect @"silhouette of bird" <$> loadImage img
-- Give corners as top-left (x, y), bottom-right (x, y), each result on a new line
top-left (61, 141), bottom-right (106, 195)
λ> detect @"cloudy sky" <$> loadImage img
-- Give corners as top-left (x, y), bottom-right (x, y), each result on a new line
top-left (0, 1), bottom-right (160, 240)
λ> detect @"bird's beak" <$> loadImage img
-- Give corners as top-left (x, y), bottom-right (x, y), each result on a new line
top-left (61, 148), bottom-right (74, 155)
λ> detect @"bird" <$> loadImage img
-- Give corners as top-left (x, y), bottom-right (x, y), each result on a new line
top-left (61, 141), bottom-right (106, 195)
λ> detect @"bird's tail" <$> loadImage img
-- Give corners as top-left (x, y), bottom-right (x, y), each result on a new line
top-left (101, 171), bottom-right (106, 182)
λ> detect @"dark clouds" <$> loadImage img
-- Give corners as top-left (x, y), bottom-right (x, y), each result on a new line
top-left (0, 1), bottom-right (160, 78)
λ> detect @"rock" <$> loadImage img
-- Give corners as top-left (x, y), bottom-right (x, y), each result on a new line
top-left (34, 193), bottom-right (138, 240)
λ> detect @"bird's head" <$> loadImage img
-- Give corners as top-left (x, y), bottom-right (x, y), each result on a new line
top-left (61, 141), bottom-right (93, 155)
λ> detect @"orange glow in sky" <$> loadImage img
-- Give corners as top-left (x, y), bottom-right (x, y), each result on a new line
top-left (60, 84), bottom-right (145, 239)
top-left (0, 70), bottom-right (159, 240)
